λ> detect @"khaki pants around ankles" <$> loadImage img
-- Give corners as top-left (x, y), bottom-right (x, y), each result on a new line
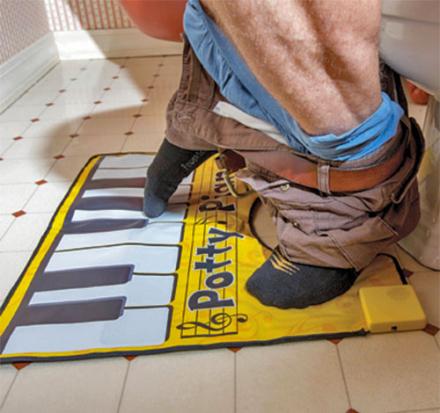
top-left (165, 40), bottom-right (425, 270)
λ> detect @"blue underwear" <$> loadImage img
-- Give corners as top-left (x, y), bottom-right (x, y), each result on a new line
top-left (183, 0), bottom-right (403, 161)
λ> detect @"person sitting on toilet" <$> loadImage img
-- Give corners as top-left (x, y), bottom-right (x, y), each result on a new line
top-left (142, 0), bottom-right (424, 309)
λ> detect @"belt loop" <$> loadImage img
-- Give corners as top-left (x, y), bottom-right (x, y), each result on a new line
top-left (317, 162), bottom-right (331, 195)
top-left (188, 48), bottom-right (201, 102)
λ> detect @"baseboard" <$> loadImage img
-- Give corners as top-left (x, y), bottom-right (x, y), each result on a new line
top-left (0, 33), bottom-right (60, 113)
top-left (54, 28), bottom-right (183, 60)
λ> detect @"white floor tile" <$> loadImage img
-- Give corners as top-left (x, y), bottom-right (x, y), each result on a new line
top-left (152, 82), bottom-right (179, 96)
top-left (0, 251), bottom-right (33, 305)
top-left (91, 101), bottom-right (141, 118)
top-left (101, 87), bottom-right (149, 104)
top-left (409, 271), bottom-right (440, 327)
top-left (22, 119), bottom-right (83, 139)
top-left (0, 365), bottom-right (17, 408)
top-left (2, 358), bottom-right (128, 413)
top-left (115, 72), bottom-right (156, 88)
top-left (45, 156), bottom-right (91, 183)
top-left (67, 75), bottom-right (114, 91)
top-left (25, 182), bottom-right (70, 213)
top-left (54, 88), bottom-right (104, 105)
top-left (27, 79), bottom-right (65, 94)
top-left (0, 213), bottom-right (52, 252)
top-left (34, 75), bottom-right (71, 90)
top-left (108, 75), bottom-right (148, 91)
top-left (236, 341), bottom-right (349, 413)
top-left (47, 60), bottom-right (88, 77)
top-left (0, 215), bottom-right (14, 239)
top-left (0, 184), bottom-right (36, 214)
top-left (0, 121), bottom-right (31, 140)
top-left (0, 105), bottom-right (45, 122)
top-left (120, 62), bottom-right (160, 74)
top-left (0, 138), bottom-right (14, 156)
top-left (3, 136), bottom-right (70, 159)
top-left (124, 56), bottom-right (162, 68)
top-left (78, 117), bottom-right (134, 136)
top-left (87, 58), bottom-right (124, 69)
top-left (47, 60), bottom-right (89, 79)
top-left (0, 159), bottom-right (55, 184)
top-left (63, 135), bottom-right (125, 157)
top-left (339, 332), bottom-right (440, 413)
top-left (14, 89), bottom-right (59, 106)
top-left (122, 131), bottom-right (164, 152)
top-left (119, 350), bottom-right (234, 413)
top-left (138, 98), bottom-right (170, 116)
top-left (159, 63), bottom-right (183, 74)
top-left (132, 115), bottom-right (167, 136)
top-left (39, 103), bottom-right (94, 121)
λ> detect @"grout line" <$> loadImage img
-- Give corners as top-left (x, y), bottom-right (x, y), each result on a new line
top-left (386, 407), bottom-right (440, 413)
top-left (116, 359), bottom-right (131, 413)
top-left (234, 352), bottom-right (237, 413)
top-left (0, 140), bottom-right (16, 158)
top-left (0, 368), bottom-right (19, 411)
top-left (15, 186), bottom-right (40, 213)
top-left (336, 345), bottom-right (353, 410)
top-left (0, 219), bottom-right (15, 243)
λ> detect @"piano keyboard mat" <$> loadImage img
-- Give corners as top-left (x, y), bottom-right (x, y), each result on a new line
top-left (0, 153), bottom-right (404, 362)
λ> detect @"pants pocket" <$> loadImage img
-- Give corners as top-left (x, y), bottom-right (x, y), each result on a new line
top-left (329, 215), bottom-right (398, 270)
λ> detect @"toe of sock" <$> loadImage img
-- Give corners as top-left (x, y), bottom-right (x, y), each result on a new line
top-left (143, 191), bottom-right (167, 218)
top-left (246, 257), bottom-right (358, 309)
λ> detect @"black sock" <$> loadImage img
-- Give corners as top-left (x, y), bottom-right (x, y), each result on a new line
top-left (144, 139), bottom-right (216, 218)
top-left (246, 247), bottom-right (358, 309)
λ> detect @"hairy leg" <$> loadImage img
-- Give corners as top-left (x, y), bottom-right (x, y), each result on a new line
top-left (200, 0), bottom-right (382, 135)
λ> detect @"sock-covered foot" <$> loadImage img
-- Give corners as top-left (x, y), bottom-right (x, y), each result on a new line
top-left (246, 247), bottom-right (358, 309)
top-left (144, 139), bottom-right (215, 218)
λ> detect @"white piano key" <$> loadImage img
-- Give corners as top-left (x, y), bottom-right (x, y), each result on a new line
top-left (169, 185), bottom-right (191, 204)
top-left (92, 167), bottom-right (147, 180)
top-left (30, 275), bottom-right (175, 306)
top-left (83, 187), bottom-right (144, 198)
top-left (100, 154), bottom-right (154, 169)
top-left (56, 223), bottom-right (183, 250)
top-left (81, 184), bottom-right (191, 204)
top-left (45, 245), bottom-right (179, 273)
top-left (3, 307), bottom-right (170, 354)
top-left (181, 172), bottom-right (194, 185)
top-left (71, 204), bottom-right (186, 222)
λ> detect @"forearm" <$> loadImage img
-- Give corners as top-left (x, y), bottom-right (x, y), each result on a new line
top-left (200, 0), bottom-right (382, 135)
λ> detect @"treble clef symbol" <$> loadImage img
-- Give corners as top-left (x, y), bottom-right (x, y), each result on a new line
top-left (176, 313), bottom-right (248, 332)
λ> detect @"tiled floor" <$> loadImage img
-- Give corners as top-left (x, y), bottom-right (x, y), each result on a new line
top-left (0, 57), bottom-right (439, 413)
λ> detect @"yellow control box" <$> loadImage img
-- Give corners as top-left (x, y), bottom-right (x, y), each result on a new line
top-left (359, 285), bottom-right (427, 333)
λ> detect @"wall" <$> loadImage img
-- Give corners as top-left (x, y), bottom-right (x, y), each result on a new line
top-left (44, 0), bottom-right (134, 31)
top-left (45, 0), bottom-right (182, 60)
top-left (0, 0), bottom-right (51, 65)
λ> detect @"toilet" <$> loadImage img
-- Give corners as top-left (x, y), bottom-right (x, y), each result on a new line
top-left (381, 0), bottom-right (440, 269)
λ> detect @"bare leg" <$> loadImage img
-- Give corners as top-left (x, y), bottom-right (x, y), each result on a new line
top-left (200, 0), bottom-right (382, 135)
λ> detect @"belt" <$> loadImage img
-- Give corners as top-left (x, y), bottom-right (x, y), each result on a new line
top-left (216, 130), bottom-right (408, 194)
